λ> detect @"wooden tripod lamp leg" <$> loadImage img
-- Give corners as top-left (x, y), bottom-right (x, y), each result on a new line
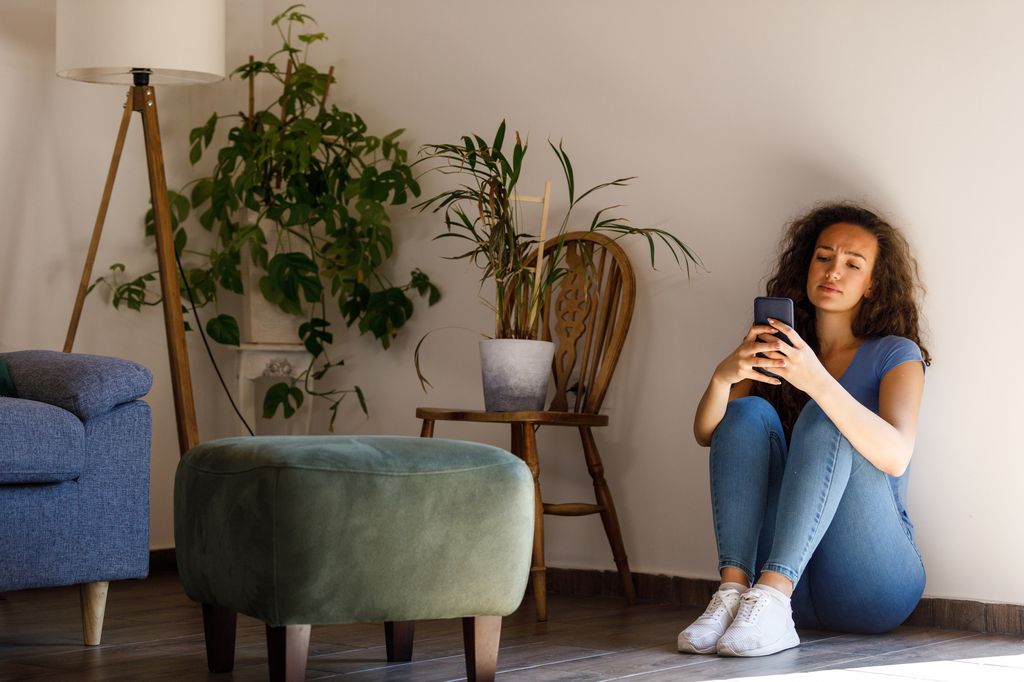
top-left (64, 89), bottom-right (134, 353)
top-left (135, 85), bottom-right (200, 455)
top-left (63, 85), bottom-right (199, 457)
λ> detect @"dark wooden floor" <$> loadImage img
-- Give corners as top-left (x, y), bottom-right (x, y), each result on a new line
top-left (2, 574), bottom-right (1023, 681)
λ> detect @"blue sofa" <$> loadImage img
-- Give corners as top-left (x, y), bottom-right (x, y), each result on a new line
top-left (0, 350), bottom-right (153, 645)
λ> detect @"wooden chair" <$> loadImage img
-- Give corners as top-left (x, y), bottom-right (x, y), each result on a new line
top-left (417, 230), bottom-right (638, 621)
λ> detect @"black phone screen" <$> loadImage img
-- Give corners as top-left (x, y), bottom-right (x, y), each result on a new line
top-left (753, 296), bottom-right (794, 378)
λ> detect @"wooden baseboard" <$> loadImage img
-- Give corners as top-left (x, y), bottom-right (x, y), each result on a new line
top-left (545, 567), bottom-right (1024, 637)
top-left (145, 551), bottom-right (1021, 637)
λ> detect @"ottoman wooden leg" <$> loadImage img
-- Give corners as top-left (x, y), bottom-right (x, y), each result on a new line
top-left (201, 603), bottom-right (237, 673)
top-left (463, 615), bottom-right (502, 682)
top-left (384, 621), bottom-right (415, 661)
top-left (266, 624), bottom-right (310, 682)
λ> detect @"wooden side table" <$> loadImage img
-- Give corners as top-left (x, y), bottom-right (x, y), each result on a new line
top-left (236, 343), bottom-right (313, 434)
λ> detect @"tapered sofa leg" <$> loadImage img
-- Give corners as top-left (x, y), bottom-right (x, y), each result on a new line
top-left (80, 581), bottom-right (109, 646)
top-left (463, 615), bottom-right (502, 682)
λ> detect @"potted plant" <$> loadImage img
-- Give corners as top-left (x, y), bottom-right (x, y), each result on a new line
top-left (91, 5), bottom-right (439, 429)
top-left (414, 121), bottom-right (701, 410)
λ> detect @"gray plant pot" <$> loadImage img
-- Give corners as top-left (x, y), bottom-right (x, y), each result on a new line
top-left (479, 339), bottom-right (555, 412)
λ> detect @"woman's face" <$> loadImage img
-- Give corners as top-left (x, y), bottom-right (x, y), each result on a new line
top-left (806, 222), bottom-right (879, 314)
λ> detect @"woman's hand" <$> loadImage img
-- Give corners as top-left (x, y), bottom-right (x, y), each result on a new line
top-left (713, 324), bottom-right (788, 387)
top-left (758, 318), bottom-right (832, 396)
top-left (694, 323), bottom-right (786, 445)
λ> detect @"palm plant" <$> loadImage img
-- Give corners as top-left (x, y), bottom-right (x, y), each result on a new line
top-left (415, 121), bottom-right (702, 341)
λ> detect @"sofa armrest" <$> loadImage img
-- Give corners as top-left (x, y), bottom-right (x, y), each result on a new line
top-left (0, 350), bottom-right (153, 422)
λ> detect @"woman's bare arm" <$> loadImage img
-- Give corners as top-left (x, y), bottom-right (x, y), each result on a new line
top-left (809, 361), bottom-right (924, 476)
top-left (693, 325), bottom-right (783, 447)
top-left (762, 318), bottom-right (925, 476)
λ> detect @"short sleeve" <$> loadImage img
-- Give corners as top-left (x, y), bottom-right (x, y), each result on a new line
top-left (877, 336), bottom-right (925, 380)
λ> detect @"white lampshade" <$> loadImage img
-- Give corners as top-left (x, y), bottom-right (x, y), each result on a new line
top-left (56, 0), bottom-right (225, 85)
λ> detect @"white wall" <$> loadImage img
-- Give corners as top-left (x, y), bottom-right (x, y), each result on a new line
top-left (3, 0), bottom-right (1021, 605)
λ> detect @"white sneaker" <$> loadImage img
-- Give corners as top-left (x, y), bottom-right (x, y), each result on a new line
top-left (677, 585), bottom-right (745, 654)
top-left (716, 584), bottom-right (800, 657)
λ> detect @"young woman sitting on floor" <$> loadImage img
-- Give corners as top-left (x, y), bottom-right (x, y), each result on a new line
top-left (679, 203), bottom-right (930, 657)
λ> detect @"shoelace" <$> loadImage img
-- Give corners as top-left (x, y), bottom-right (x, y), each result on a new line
top-left (700, 590), bottom-right (739, 620)
top-left (733, 589), bottom-right (769, 625)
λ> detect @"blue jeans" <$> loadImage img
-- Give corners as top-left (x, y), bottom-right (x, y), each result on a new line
top-left (710, 396), bottom-right (925, 633)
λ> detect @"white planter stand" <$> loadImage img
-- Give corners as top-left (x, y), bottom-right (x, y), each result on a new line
top-left (234, 211), bottom-right (315, 434)
top-left (239, 213), bottom-right (308, 345)
top-left (236, 343), bottom-right (313, 435)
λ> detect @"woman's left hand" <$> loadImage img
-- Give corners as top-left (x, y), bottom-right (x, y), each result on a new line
top-left (759, 318), bottom-right (833, 396)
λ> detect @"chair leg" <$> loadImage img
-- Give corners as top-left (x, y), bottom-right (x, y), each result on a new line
top-left (463, 616), bottom-right (502, 682)
top-left (384, 621), bottom-right (415, 662)
top-left (521, 424), bottom-right (548, 621)
top-left (510, 421), bottom-right (523, 456)
top-left (580, 426), bottom-right (637, 605)
top-left (266, 624), bottom-right (310, 682)
top-left (79, 581), bottom-right (108, 646)
top-left (201, 603), bottom-right (237, 673)
top-left (420, 419), bottom-right (435, 437)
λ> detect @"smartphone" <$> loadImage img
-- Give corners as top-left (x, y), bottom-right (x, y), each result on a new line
top-left (753, 296), bottom-right (794, 378)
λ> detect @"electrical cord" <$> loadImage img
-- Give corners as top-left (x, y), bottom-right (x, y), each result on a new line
top-left (173, 248), bottom-right (255, 437)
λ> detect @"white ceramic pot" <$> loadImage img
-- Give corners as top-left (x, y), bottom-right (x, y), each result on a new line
top-left (479, 339), bottom-right (555, 412)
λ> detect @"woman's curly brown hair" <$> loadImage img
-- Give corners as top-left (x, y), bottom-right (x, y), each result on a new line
top-left (751, 203), bottom-right (931, 436)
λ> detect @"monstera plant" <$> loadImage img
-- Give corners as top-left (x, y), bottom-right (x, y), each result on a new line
top-left (92, 5), bottom-right (439, 428)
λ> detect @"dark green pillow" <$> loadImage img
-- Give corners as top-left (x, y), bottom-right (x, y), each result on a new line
top-left (0, 357), bottom-right (16, 397)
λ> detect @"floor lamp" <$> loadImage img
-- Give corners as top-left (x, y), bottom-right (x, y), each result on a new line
top-left (56, 0), bottom-right (225, 456)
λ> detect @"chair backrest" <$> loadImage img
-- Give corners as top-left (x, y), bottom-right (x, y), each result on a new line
top-left (532, 231), bottom-right (636, 414)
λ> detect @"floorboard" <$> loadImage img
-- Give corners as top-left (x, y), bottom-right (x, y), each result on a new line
top-left (2, 574), bottom-right (1022, 681)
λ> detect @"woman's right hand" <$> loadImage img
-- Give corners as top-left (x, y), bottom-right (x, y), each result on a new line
top-left (712, 325), bottom-right (787, 386)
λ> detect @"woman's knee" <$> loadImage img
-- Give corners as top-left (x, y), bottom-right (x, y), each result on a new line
top-left (793, 400), bottom-right (832, 430)
top-left (791, 400), bottom-right (847, 450)
top-left (711, 396), bottom-right (785, 463)
top-left (720, 396), bottom-right (781, 432)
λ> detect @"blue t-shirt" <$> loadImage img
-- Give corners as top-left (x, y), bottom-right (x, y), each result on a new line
top-left (837, 335), bottom-right (924, 414)
top-left (834, 335), bottom-right (925, 530)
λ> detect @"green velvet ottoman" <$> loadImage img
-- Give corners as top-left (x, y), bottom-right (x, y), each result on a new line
top-left (174, 435), bottom-right (534, 682)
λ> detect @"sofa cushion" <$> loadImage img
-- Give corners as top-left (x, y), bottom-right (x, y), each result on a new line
top-left (0, 351), bottom-right (152, 422)
top-left (0, 397), bottom-right (85, 483)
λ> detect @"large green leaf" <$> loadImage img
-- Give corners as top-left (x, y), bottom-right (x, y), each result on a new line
top-left (260, 252), bottom-right (322, 314)
top-left (206, 314), bottom-right (240, 346)
top-left (298, 317), bottom-right (333, 356)
top-left (191, 178), bottom-right (214, 208)
top-left (359, 287), bottom-right (415, 348)
top-left (263, 382), bottom-right (303, 419)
